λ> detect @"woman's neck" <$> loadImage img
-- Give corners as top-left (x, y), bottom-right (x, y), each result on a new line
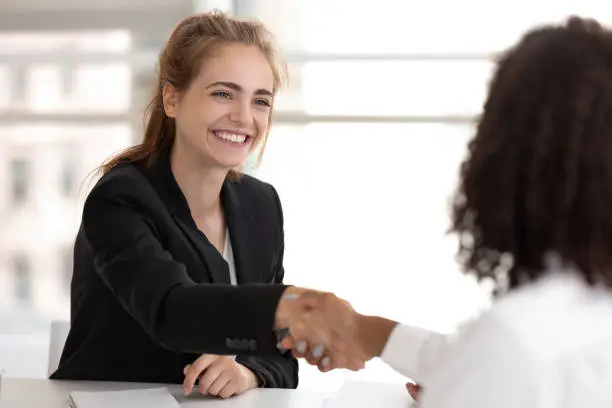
top-left (169, 147), bottom-right (228, 218)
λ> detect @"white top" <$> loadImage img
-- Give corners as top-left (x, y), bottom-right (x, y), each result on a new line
top-left (380, 271), bottom-right (612, 408)
top-left (222, 230), bottom-right (238, 360)
top-left (222, 230), bottom-right (237, 286)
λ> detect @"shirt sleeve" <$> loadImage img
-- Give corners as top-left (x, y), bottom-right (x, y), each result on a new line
top-left (380, 323), bottom-right (450, 383)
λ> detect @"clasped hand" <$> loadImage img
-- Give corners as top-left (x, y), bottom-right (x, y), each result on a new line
top-left (275, 288), bottom-right (372, 372)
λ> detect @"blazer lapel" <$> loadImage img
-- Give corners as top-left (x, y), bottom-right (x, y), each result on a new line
top-left (222, 180), bottom-right (259, 284)
top-left (172, 216), bottom-right (231, 284)
top-left (144, 153), bottom-right (231, 284)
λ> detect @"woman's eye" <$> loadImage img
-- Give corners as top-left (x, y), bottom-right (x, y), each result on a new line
top-left (255, 98), bottom-right (271, 107)
top-left (212, 91), bottom-right (232, 99)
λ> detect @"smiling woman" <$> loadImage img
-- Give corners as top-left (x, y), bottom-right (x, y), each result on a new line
top-left (163, 44), bottom-right (276, 174)
top-left (48, 10), bottom-right (305, 399)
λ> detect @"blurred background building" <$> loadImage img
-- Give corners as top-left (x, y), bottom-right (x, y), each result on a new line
top-left (0, 0), bottom-right (608, 391)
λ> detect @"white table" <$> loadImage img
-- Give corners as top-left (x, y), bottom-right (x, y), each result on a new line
top-left (0, 378), bottom-right (329, 408)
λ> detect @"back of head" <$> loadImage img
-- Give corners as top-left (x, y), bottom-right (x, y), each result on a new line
top-left (99, 10), bottom-right (286, 175)
top-left (451, 16), bottom-right (612, 292)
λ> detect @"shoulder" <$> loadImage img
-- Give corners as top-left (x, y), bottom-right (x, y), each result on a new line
top-left (82, 163), bottom-right (163, 223)
top-left (231, 173), bottom-right (278, 195)
top-left (87, 163), bottom-right (155, 203)
top-left (228, 173), bottom-right (282, 207)
top-left (484, 273), bottom-right (612, 360)
top-left (421, 275), bottom-right (612, 407)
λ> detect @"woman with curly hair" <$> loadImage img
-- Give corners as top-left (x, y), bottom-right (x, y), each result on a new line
top-left (283, 15), bottom-right (612, 408)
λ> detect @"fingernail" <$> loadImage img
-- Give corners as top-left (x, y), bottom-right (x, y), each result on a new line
top-left (321, 356), bottom-right (330, 367)
top-left (297, 341), bottom-right (306, 353)
top-left (284, 294), bottom-right (299, 300)
top-left (312, 344), bottom-right (325, 359)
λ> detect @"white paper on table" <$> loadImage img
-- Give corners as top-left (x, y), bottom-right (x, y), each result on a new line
top-left (68, 387), bottom-right (181, 408)
top-left (324, 381), bottom-right (415, 408)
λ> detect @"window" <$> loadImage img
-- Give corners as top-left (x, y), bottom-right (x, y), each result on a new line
top-left (13, 254), bottom-right (32, 303)
top-left (1, 30), bottom-right (133, 113)
top-left (25, 64), bottom-right (62, 111)
top-left (298, 60), bottom-right (493, 117)
top-left (296, 0), bottom-right (612, 54)
top-left (10, 158), bottom-right (29, 205)
top-left (60, 156), bottom-right (79, 198)
top-left (253, 123), bottom-right (491, 389)
top-left (72, 63), bottom-right (132, 112)
top-left (61, 246), bottom-right (74, 296)
top-left (0, 65), bottom-right (11, 109)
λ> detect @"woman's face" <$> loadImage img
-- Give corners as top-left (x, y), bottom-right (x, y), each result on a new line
top-left (164, 43), bottom-right (274, 170)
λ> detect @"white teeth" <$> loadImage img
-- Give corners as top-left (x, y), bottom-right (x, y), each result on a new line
top-left (215, 131), bottom-right (247, 143)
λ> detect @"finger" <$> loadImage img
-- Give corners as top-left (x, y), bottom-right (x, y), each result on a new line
top-left (291, 339), bottom-right (327, 367)
top-left (290, 317), bottom-right (332, 352)
top-left (197, 360), bottom-right (227, 395)
top-left (304, 343), bottom-right (326, 366)
top-left (291, 338), bottom-right (309, 359)
top-left (218, 380), bottom-right (238, 399)
top-left (317, 355), bottom-right (333, 372)
top-left (206, 371), bottom-right (232, 397)
top-left (303, 352), bottom-right (320, 366)
top-left (311, 344), bottom-right (326, 359)
top-left (290, 338), bottom-right (322, 366)
top-left (183, 355), bottom-right (218, 395)
top-left (282, 336), bottom-right (328, 358)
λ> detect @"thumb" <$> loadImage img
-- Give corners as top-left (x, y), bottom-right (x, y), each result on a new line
top-left (406, 382), bottom-right (422, 401)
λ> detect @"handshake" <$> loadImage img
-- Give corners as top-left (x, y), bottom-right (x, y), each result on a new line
top-left (274, 286), bottom-right (398, 372)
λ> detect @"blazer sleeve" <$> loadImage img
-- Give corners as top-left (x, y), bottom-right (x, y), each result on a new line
top-left (82, 172), bottom-right (287, 356)
top-left (234, 185), bottom-right (299, 389)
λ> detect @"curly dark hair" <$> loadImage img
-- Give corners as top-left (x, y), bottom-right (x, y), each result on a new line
top-left (451, 16), bottom-right (612, 293)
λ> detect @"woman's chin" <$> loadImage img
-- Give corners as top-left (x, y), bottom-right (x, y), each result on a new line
top-left (212, 157), bottom-right (248, 172)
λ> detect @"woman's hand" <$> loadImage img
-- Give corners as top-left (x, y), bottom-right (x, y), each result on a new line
top-left (276, 288), bottom-right (402, 372)
top-left (275, 288), bottom-right (369, 371)
top-left (182, 354), bottom-right (258, 399)
top-left (406, 382), bottom-right (422, 401)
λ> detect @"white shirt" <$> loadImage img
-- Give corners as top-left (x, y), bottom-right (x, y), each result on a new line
top-left (222, 230), bottom-right (238, 360)
top-left (381, 272), bottom-right (612, 408)
top-left (222, 230), bottom-right (237, 286)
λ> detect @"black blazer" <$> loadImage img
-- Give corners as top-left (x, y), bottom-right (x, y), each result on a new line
top-left (50, 153), bottom-right (297, 388)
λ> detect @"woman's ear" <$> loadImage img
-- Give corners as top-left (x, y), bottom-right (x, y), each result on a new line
top-left (162, 83), bottom-right (179, 118)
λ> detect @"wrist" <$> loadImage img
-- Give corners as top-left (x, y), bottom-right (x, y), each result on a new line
top-left (357, 315), bottom-right (399, 359)
top-left (274, 286), bottom-right (308, 329)
top-left (239, 364), bottom-right (259, 389)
